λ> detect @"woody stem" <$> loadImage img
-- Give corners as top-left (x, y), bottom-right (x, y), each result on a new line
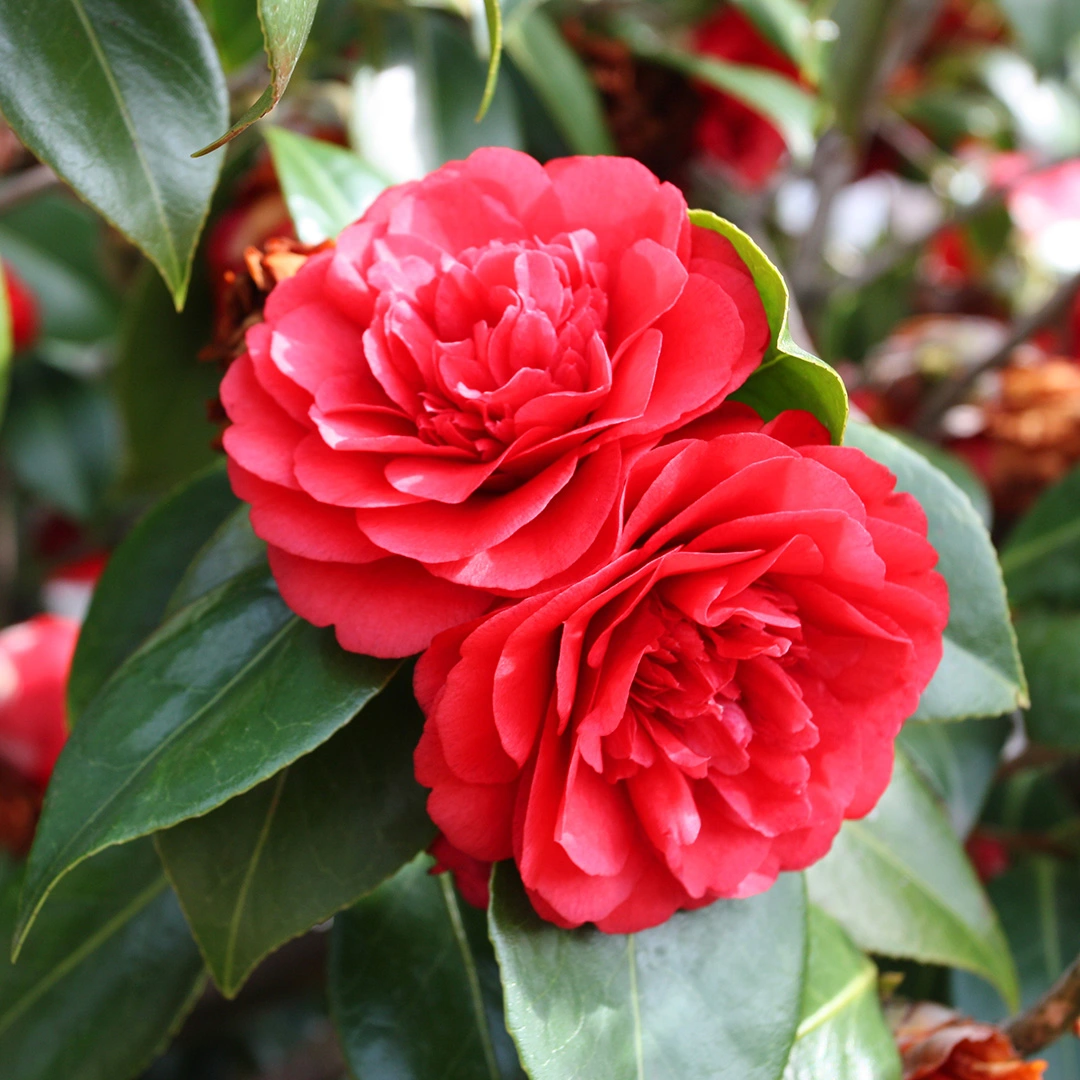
top-left (1006, 953), bottom-right (1080, 1056)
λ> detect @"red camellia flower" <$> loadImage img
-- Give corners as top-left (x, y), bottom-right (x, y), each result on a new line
top-left (0, 615), bottom-right (79, 790)
top-left (415, 405), bottom-right (947, 931)
top-left (221, 148), bottom-right (770, 657)
top-left (3, 260), bottom-right (39, 352)
top-left (693, 8), bottom-right (800, 189)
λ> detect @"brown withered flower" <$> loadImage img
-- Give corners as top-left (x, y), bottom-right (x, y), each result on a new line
top-left (889, 1001), bottom-right (1047, 1079)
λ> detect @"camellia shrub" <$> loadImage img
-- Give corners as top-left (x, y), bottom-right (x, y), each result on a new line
top-left (3, 1), bottom-right (1080, 1079)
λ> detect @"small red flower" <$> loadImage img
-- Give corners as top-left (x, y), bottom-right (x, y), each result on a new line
top-left (3, 260), bottom-right (39, 352)
top-left (415, 404), bottom-right (947, 931)
top-left (692, 9), bottom-right (800, 188)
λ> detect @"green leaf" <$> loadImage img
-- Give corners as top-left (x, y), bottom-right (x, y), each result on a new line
top-left (200, 0), bottom-right (265, 72)
top-left (1000, 462), bottom-right (1080, 611)
top-left (166, 505), bottom-right (266, 616)
top-left (0, 841), bottom-right (205, 1080)
top-left (490, 865), bottom-right (806, 1080)
top-left (17, 568), bottom-right (397, 953)
top-left (844, 421), bottom-right (1026, 722)
top-left (157, 667), bottom-right (432, 997)
top-left (1014, 612), bottom-right (1080, 749)
top-left (898, 715), bottom-right (1012, 837)
top-left (67, 464), bottom-right (238, 721)
top-left (0, 195), bottom-right (119, 376)
top-left (952, 856), bottom-right (1080, 1080)
top-left (476, 0), bottom-right (504, 123)
top-left (616, 18), bottom-right (818, 163)
top-left (728, 0), bottom-right (816, 72)
top-left (3, 360), bottom-right (120, 520)
top-left (690, 209), bottom-right (848, 442)
top-left (115, 264), bottom-right (223, 496)
top-left (350, 11), bottom-right (523, 185)
top-left (819, 0), bottom-right (893, 135)
top-left (782, 907), bottom-right (900, 1080)
top-left (263, 127), bottom-right (386, 245)
top-left (806, 752), bottom-right (1019, 1007)
top-left (888, 430), bottom-right (992, 529)
top-left (503, 8), bottom-right (616, 156)
top-left (995, 0), bottom-right (1080, 76)
top-left (330, 855), bottom-right (523, 1080)
top-left (0, 0), bottom-right (228, 307)
top-left (195, 0), bottom-right (320, 156)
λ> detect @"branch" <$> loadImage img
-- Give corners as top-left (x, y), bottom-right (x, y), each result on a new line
top-left (1007, 953), bottom-right (1080, 1056)
top-left (912, 269), bottom-right (1080, 438)
top-left (0, 164), bottom-right (58, 214)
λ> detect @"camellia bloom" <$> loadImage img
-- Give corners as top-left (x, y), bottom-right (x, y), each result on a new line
top-left (415, 405), bottom-right (947, 931)
top-left (0, 615), bottom-right (79, 790)
top-left (222, 149), bottom-right (770, 657)
top-left (3, 260), bottom-right (39, 352)
top-left (692, 8), bottom-right (800, 189)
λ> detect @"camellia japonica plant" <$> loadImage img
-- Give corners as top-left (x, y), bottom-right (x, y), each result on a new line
top-left (6, 0), bottom-right (1080, 1078)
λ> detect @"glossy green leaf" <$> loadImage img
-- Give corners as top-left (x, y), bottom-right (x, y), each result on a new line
top-left (1000, 463), bottom-right (1080, 610)
top-left (617, 18), bottom-right (818, 163)
top-left (782, 907), bottom-right (900, 1080)
top-left (67, 464), bottom-right (238, 721)
top-left (0, 195), bottom-right (119, 376)
top-left (263, 127), bottom-right (386, 245)
top-left (115, 264), bottom-right (223, 496)
top-left (806, 752), bottom-right (1018, 1007)
top-left (196, 0), bottom-right (320, 156)
top-left (330, 855), bottom-right (523, 1080)
top-left (158, 667), bottom-right (432, 997)
top-left (889, 430), bottom-right (992, 529)
top-left (166, 505), bottom-right (266, 616)
top-left (690, 210), bottom-right (848, 442)
top-left (952, 856), bottom-right (1080, 1080)
top-left (503, 8), bottom-right (616, 156)
top-left (350, 11), bottom-right (523, 185)
top-left (844, 422), bottom-right (1026, 722)
top-left (1014, 612), bottom-right (1080, 749)
top-left (0, 0), bottom-right (228, 307)
top-left (3, 360), bottom-right (120, 520)
top-left (0, 841), bottom-right (205, 1080)
top-left (17, 568), bottom-right (397, 952)
top-left (898, 715), bottom-right (1012, 837)
top-left (0, 260), bottom-right (11, 421)
top-left (491, 865), bottom-right (806, 1080)
top-left (200, 0), bottom-right (265, 71)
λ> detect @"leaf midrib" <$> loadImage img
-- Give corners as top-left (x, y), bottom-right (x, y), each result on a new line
top-left (67, 0), bottom-right (178, 276)
top-left (20, 614), bottom-right (297, 948)
top-left (794, 962), bottom-right (876, 1040)
top-left (1000, 517), bottom-right (1080, 575)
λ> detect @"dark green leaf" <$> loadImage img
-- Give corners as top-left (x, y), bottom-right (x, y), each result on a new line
top-left (783, 907), bottom-right (900, 1080)
top-left (616, 18), bottom-right (818, 163)
top-left (490, 865), bottom-right (806, 1080)
top-left (200, 0), bottom-right (265, 71)
top-left (819, 0), bottom-right (893, 135)
top-left (330, 855), bottom-right (523, 1080)
top-left (952, 856), bottom-right (1080, 1080)
top-left (67, 464), bottom-right (238, 720)
top-left (898, 715), bottom-right (1012, 837)
top-left (1000, 463), bottom-right (1080, 611)
top-left (691, 210), bottom-right (848, 442)
top-left (844, 422), bottom-right (1026, 722)
top-left (263, 127), bottom-right (386, 245)
top-left (157, 667), bottom-right (432, 997)
top-left (1014, 612), bottom-right (1080, 749)
top-left (350, 11), bottom-right (523, 185)
top-left (196, 0), bottom-right (320, 156)
top-left (503, 8), bottom-right (616, 156)
top-left (0, 841), bottom-right (205, 1080)
top-left (3, 360), bottom-right (120, 519)
top-left (18, 569), bottom-right (397, 952)
top-left (888, 430), bottom-right (992, 529)
top-left (0, 0), bottom-right (228, 307)
top-left (806, 752), bottom-right (1018, 1007)
top-left (0, 195), bottom-right (119, 376)
top-left (115, 264), bottom-right (222, 496)
top-left (166, 505), bottom-right (266, 615)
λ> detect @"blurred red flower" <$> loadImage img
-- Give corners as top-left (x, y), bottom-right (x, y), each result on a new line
top-left (3, 259), bottom-right (39, 352)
